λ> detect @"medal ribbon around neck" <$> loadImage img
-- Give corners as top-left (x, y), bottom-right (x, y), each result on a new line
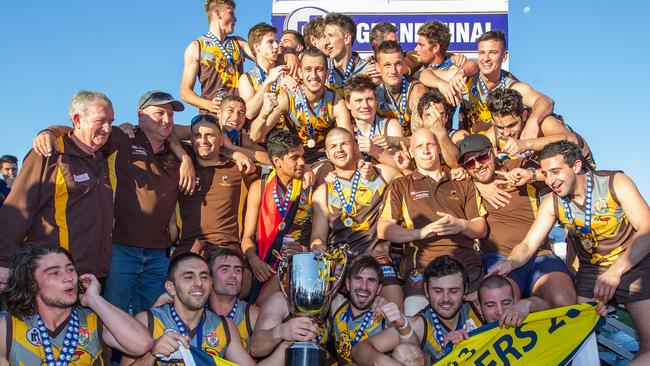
top-left (333, 170), bottom-right (361, 219)
top-left (328, 53), bottom-right (357, 87)
top-left (206, 32), bottom-right (240, 65)
top-left (227, 301), bottom-right (238, 320)
top-left (256, 65), bottom-right (277, 93)
top-left (386, 77), bottom-right (408, 128)
top-left (170, 306), bottom-right (204, 349)
top-left (426, 307), bottom-right (447, 355)
top-left (343, 305), bottom-right (374, 347)
top-left (355, 116), bottom-right (379, 162)
top-left (272, 177), bottom-right (293, 217)
top-left (37, 309), bottom-right (79, 366)
top-left (300, 87), bottom-right (326, 140)
top-left (428, 58), bottom-right (453, 70)
top-left (225, 128), bottom-right (240, 146)
top-left (478, 71), bottom-right (505, 99)
top-left (561, 171), bottom-right (594, 235)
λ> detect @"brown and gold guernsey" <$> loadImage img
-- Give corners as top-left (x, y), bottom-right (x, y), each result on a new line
top-left (326, 167), bottom-right (390, 258)
top-left (196, 34), bottom-right (245, 115)
top-left (381, 172), bottom-right (485, 295)
top-left (460, 70), bottom-right (519, 134)
top-left (375, 79), bottom-right (422, 135)
top-left (175, 159), bottom-right (246, 255)
top-left (555, 171), bottom-right (635, 267)
top-left (149, 304), bottom-right (230, 364)
top-left (284, 88), bottom-right (337, 164)
top-left (6, 308), bottom-right (108, 366)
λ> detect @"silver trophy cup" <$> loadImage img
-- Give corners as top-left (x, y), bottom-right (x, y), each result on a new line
top-left (278, 251), bottom-right (347, 366)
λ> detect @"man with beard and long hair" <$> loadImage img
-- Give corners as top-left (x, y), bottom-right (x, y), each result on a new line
top-left (490, 140), bottom-right (650, 365)
top-left (0, 245), bottom-right (151, 365)
top-left (352, 256), bottom-right (484, 365)
top-left (121, 253), bottom-right (272, 365)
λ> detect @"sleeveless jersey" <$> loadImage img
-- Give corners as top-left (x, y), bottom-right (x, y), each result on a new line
top-left (460, 70), bottom-right (519, 134)
top-left (196, 35), bottom-right (244, 115)
top-left (332, 302), bottom-right (386, 365)
top-left (149, 304), bottom-right (230, 363)
top-left (417, 303), bottom-right (483, 362)
top-left (284, 88), bottom-right (337, 164)
top-left (227, 299), bottom-right (254, 351)
top-left (245, 66), bottom-right (286, 130)
top-left (326, 167), bottom-right (390, 257)
top-left (326, 53), bottom-right (371, 96)
top-left (375, 81), bottom-right (417, 135)
top-left (555, 171), bottom-right (635, 267)
top-left (7, 307), bottom-right (107, 366)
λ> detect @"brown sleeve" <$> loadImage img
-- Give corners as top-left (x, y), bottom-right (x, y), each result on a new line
top-left (462, 181), bottom-right (482, 220)
top-left (99, 126), bottom-right (129, 155)
top-left (0, 151), bottom-right (55, 267)
top-left (379, 180), bottom-right (404, 222)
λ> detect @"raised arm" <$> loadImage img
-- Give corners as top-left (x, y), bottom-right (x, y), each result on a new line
top-left (512, 81), bottom-right (554, 140)
top-left (78, 275), bottom-right (152, 357)
top-left (333, 96), bottom-right (353, 132)
top-left (490, 195), bottom-right (558, 275)
top-left (250, 91), bottom-right (286, 142)
top-left (180, 41), bottom-right (220, 114)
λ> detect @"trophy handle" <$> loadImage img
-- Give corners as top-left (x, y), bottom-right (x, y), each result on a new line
top-left (277, 258), bottom-right (290, 300)
top-left (325, 250), bottom-right (348, 297)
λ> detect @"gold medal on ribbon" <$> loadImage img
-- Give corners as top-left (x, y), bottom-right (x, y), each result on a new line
top-left (278, 222), bottom-right (286, 231)
top-left (307, 139), bottom-right (316, 148)
top-left (343, 217), bottom-right (354, 227)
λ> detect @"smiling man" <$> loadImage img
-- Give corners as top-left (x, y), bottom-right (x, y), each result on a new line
top-left (0, 245), bottom-right (152, 365)
top-left (490, 140), bottom-right (650, 364)
top-left (121, 252), bottom-right (264, 366)
top-left (0, 91), bottom-right (115, 291)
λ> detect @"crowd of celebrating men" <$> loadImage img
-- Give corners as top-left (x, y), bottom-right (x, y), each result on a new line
top-left (0, 0), bottom-right (649, 365)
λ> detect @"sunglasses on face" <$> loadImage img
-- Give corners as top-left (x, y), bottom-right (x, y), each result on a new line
top-left (463, 151), bottom-right (491, 170)
top-left (139, 92), bottom-right (174, 109)
top-left (190, 114), bottom-right (218, 127)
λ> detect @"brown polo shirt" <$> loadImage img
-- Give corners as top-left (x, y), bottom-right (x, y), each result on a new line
top-left (380, 171), bottom-right (484, 275)
top-left (174, 157), bottom-right (247, 255)
top-left (103, 128), bottom-right (180, 249)
top-left (0, 133), bottom-right (114, 277)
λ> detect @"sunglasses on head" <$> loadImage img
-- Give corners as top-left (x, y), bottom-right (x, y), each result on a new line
top-left (139, 92), bottom-right (174, 109)
top-left (463, 150), bottom-right (492, 170)
top-left (190, 114), bottom-right (218, 127)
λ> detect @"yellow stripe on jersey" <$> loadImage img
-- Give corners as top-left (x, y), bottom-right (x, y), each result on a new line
top-left (175, 202), bottom-right (183, 239)
top-left (107, 151), bottom-right (118, 201)
top-left (54, 166), bottom-right (69, 250)
top-left (527, 184), bottom-right (539, 216)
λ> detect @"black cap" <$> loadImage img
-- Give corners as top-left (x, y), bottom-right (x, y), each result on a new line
top-left (458, 134), bottom-right (492, 161)
top-left (138, 90), bottom-right (185, 111)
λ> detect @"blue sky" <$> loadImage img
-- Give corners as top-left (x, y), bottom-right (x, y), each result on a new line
top-left (1, 0), bottom-right (648, 198)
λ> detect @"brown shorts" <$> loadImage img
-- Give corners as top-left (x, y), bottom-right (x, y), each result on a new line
top-left (577, 255), bottom-right (650, 304)
top-left (404, 263), bottom-right (483, 297)
top-left (375, 255), bottom-right (403, 287)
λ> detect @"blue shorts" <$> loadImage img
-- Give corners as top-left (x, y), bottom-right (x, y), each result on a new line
top-left (482, 252), bottom-right (573, 297)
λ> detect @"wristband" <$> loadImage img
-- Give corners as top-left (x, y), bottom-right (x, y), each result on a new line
top-left (398, 327), bottom-right (415, 340)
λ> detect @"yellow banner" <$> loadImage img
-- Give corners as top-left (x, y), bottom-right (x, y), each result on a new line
top-left (435, 303), bottom-right (604, 366)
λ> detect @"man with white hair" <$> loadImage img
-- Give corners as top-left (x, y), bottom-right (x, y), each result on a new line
top-left (0, 91), bottom-right (115, 290)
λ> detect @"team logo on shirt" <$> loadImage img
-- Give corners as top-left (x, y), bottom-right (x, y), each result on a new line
top-left (448, 189), bottom-right (460, 201)
top-left (464, 319), bottom-right (478, 332)
top-left (26, 327), bottom-right (42, 346)
top-left (410, 190), bottom-right (430, 200)
top-left (78, 325), bottom-right (90, 346)
top-left (205, 330), bottom-right (220, 348)
top-left (593, 198), bottom-right (609, 215)
top-left (131, 145), bottom-right (148, 156)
